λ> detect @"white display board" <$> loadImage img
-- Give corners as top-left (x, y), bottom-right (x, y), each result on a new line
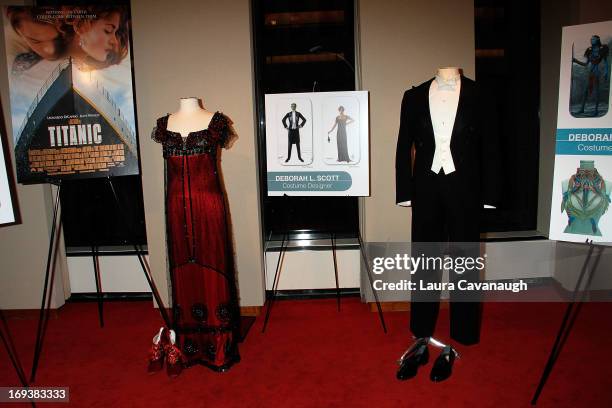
top-left (0, 127), bottom-right (16, 225)
top-left (549, 21), bottom-right (612, 244)
top-left (265, 91), bottom-right (370, 196)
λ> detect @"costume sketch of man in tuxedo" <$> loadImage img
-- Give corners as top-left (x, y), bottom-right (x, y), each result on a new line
top-left (282, 103), bottom-right (307, 162)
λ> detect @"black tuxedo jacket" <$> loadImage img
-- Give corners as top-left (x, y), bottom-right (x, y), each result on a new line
top-left (282, 111), bottom-right (306, 129)
top-left (395, 76), bottom-right (501, 207)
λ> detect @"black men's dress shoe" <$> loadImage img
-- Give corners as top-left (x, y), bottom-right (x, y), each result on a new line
top-left (430, 346), bottom-right (456, 382)
top-left (396, 339), bottom-right (429, 381)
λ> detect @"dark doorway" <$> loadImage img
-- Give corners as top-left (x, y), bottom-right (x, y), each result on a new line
top-left (475, 0), bottom-right (541, 232)
top-left (252, 0), bottom-right (360, 242)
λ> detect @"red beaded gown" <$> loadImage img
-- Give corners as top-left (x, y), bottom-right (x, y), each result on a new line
top-left (152, 111), bottom-right (240, 371)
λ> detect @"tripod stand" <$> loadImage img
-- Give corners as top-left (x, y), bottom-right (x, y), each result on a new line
top-left (1, 310), bottom-right (35, 407)
top-left (261, 229), bottom-right (387, 334)
top-left (29, 176), bottom-right (171, 383)
top-left (531, 239), bottom-right (606, 404)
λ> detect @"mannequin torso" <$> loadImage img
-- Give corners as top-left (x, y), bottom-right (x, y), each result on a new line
top-left (167, 97), bottom-right (215, 138)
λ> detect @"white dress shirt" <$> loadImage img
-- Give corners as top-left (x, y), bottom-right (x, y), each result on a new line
top-left (291, 111), bottom-right (297, 129)
top-left (429, 74), bottom-right (460, 175)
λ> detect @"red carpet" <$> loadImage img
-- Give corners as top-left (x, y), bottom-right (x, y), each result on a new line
top-left (1, 299), bottom-right (611, 407)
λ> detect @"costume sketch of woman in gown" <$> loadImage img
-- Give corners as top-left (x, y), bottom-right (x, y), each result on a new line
top-left (327, 106), bottom-right (354, 162)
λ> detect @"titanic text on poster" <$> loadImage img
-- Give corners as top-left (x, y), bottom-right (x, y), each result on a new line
top-left (3, 5), bottom-right (139, 184)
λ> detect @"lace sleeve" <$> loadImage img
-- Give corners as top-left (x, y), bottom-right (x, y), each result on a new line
top-left (151, 126), bottom-right (162, 143)
top-left (213, 113), bottom-right (235, 148)
top-left (151, 116), bottom-right (169, 144)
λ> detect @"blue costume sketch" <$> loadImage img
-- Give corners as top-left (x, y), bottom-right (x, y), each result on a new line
top-left (571, 35), bottom-right (609, 117)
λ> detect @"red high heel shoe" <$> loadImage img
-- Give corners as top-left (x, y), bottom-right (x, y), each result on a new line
top-left (147, 327), bottom-right (169, 374)
top-left (165, 329), bottom-right (184, 378)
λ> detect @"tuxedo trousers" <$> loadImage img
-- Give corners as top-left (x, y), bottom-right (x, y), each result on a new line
top-left (410, 170), bottom-right (482, 345)
top-left (287, 129), bottom-right (302, 159)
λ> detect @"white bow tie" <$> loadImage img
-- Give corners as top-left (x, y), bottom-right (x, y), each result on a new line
top-left (435, 76), bottom-right (459, 91)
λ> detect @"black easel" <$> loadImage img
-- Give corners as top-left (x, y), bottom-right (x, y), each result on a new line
top-left (30, 179), bottom-right (62, 383)
top-left (105, 176), bottom-right (171, 328)
top-left (1, 310), bottom-right (36, 407)
top-left (357, 230), bottom-right (387, 333)
top-left (29, 177), bottom-right (171, 382)
top-left (261, 228), bottom-right (387, 334)
top-left (261, 231), bottom-right (287, 332)
top-left (531, 239), bottom-right (606, 405)
top-left (90, 243), bottom-right (104, 328)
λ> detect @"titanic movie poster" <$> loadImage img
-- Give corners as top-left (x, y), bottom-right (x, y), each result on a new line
top-left (3, 5), bottom-right (139, 184)
top-left (549, 20), bottom-right (612, 245)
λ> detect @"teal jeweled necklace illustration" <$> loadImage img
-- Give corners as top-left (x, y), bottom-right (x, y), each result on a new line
top-left (561, 161), bottom-right (610, 236)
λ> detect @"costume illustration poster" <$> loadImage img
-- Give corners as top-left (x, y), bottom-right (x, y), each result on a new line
top-left (549, 20), bottom-right (612, 245)
top-left (265, 91), bottom-right (370, 196)
top-left (3, 5), bottom-right (139, 184)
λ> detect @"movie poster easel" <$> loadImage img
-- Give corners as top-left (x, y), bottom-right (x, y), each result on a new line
top-left (261, 201), bottom-right (387, 335)
top-left (534, 20), bottom-right (612, 404)
top-left (262, 91), bottom-right (386, 333)
top-left (1, 5), bottom-right (170, 383)
top-left (28, 176), bottom-right (171, 382)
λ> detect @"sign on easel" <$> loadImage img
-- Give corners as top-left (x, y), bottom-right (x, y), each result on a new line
top-left (549, 20), bottom-right (612, 245)
top-left (265, 91), bottom-right (370, 196)
top-left (3, 5), bottom-right (140, 184)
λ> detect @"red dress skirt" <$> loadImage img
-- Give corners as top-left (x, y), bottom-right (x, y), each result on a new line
top-left (153, 112), bottom-right (239, 371)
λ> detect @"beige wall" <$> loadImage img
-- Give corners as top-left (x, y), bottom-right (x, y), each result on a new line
top-left (131, 0), bottom-right (264, 307)
top-left (0, 0), bottom-right (69, 310)
top-left (358, 0), bottom-right (476, 242)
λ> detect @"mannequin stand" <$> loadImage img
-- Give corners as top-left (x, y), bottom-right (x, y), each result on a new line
top-left (29, 176), bottom-right (171, 382)
top-left (531, 239), bottom-right (606, 405)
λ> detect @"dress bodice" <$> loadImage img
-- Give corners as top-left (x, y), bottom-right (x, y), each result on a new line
top-left (152, 111), bottom-right (230, 158)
